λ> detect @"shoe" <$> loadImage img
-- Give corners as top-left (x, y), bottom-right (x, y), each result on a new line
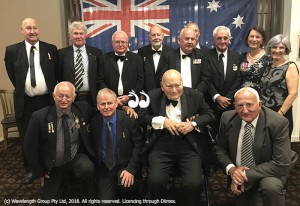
top-left (24, 172), bottom-right (33, 184)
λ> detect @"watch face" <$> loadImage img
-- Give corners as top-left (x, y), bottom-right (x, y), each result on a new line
top-left (192, 122), bottom-right (197, 127)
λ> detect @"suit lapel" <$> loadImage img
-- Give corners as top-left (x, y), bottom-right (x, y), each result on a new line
top-left (180, 92), bottom-right (188, 121)
top-left (175, 49), bottom-right (181, 72)
top-left (94, 114), bottom-right (103, 161)
top-left (190, 51), bottom-right (197, 88)
top-left (225, 51), bottom-right (233, 81)
top-left (19, 42), bottom-right (29, 67)
top-left (110, 53), bottom-right (119, 73)
top-left (116, 111), bottom-right (124, 154)
top-left (253, 110), bottom-right (266, 164)
top-left (211, 50), bottom-right (224, 76)
top-left (146, 46), bottom-right (156, 72)
top-left (228, 117), bottom-right (242, 164)
top-left (46, 106), bottom-right (58, 159)
top-left (122, 52), bottom-right (130, 75)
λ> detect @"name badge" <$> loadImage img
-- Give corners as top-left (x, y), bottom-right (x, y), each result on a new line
top-left (233, 64), bottom-right (238, 71)
top-left (193, 59), bottom-right (201, 64)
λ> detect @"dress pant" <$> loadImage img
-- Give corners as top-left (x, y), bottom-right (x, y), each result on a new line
top-left (235, 176), bottom-right (286, 206)
top-left (42, 153), bottom-right (95, 201)
top-left (147, 135), bottom-right (203, 206)
top-left (17, 94), bottom-right (51, 170)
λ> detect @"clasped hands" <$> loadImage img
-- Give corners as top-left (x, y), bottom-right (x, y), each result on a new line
top-left (228, 166), bottom-right (249, 195)
top-left (216, 96), bottom-right (231, 110)
top-left (163, 118), bottom-right (194, 135)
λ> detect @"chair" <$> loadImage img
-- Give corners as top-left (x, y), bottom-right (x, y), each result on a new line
top-left (0, 89), bottom-right (18, 150)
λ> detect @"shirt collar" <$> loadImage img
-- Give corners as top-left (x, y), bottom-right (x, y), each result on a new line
top-left (25, 40), bottom-right (39, 51)
top-left (216, 48), bottom-right (228, 57)
top-left (151, 45), bottom-right (163, 51)
top-left (56, 107), bottom-right (73, 119)
top-left (241, 114), bottom-right (259, 129)
top-left (73, 45), bottom-right (86, 53)
top-left (102, 112), bottom-right (117, 125)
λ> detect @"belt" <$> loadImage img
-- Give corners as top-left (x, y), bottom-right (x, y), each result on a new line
top-left (76, 91), bottom-right (90, 97)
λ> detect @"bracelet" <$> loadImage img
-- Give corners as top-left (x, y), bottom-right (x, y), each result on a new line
top-left (280, 109), bottom-right (285, 115)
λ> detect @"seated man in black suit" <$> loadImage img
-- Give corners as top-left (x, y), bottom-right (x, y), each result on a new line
top-left (138, 25), bottom-right (174, 92)
top-left (139, 70), bottom-right (214, 206)
top-left (90, 88), bottom-right (144, 200)
top-left (214, 87), bottom-right (297, 206)
top-left (24, 81), bottom-right (95, 200)
top-left (159, 28), bottom-right (211, 93)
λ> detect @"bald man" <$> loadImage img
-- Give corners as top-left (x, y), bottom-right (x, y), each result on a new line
top-left (5, 17), bottom-right (58, 184)
top-left (185, 22), bottom-right (210, 54)
top-left (139, 70), bottom-right (214, 206)
top-left (138, 25), bottom-right (174, 92)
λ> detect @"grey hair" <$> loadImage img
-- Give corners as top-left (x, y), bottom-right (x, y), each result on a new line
top-left (111, 30), bottom-right (128, 42)
top-left (69, 21), bottom-right (87, 35)
top-left (212, 26), bottom-right (231, 38)
top-left (234, 87), bottom-right (260, 103)
top-left (97, 88), bottom-right (117, 103)
top-left (265, 34), bottom-right (291, 55)
top-left (53, 81), bottom-right (76, 96)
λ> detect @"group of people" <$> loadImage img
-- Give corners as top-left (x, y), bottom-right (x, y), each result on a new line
top-left (3, 17), bottom-right (299, 206)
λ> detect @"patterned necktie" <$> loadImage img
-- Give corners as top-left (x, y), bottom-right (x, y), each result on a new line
top-left (62, 114), bottom-right (71, 162)
top-left (219, 53), bottom-right (224, 76)
top-left (75, 49), bottom-right (84, 89)
top-left (105, 121), bottom-right (115, 170)
top-left (30, 46), bottom-right (36, 87)
top-left (241, 123), bottom-right (254, 190)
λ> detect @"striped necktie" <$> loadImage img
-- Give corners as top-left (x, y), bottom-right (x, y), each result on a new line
top-left (75, 49), bottom-right (84, 89)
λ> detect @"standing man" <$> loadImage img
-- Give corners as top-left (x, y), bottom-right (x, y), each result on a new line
top-left (91, 88), bottom-right (144, 200)
top-left (185, 22), bottom-right (210, 54)
top-left (98, 31), bottom-right (144, 108)
top-left (139, 70), bottom-right (214, 206)
top-left (24, 82), bottom-right (95, 200)
top-left (160, 28), bottom-right (211, 93)
top-left (58, 21), bottom-right (102, 106)
top-left (214, 87), bottom-right (297, 206)
top-left (4, 17), bottom-right (58, 184)
top-left (138, 25), bottom-right (174, 92)
top-left (206, 26), bottom-right (242, 140)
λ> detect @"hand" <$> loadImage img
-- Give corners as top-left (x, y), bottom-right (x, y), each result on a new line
top-left (120, 170), bottom-right (134, 188)
top-left (228, 166), bottom-right (249, 185)
top-left (118, 95), bottom-right (130, 105)
top-left (122, 106), bottom-right (138, 119)
top-left (216, 96), bottom-right (231, 110)
top-left (231, 181), bottom-right (244, 195)
top-left (163, 118), bottom-right (180, 135)
top-left (177, 120), bottom-right (194, 135)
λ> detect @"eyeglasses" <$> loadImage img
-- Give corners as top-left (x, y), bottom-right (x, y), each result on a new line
top-left (113, 41), bottom-right (128, 45)
top-left (55, 94), bottom-right (73, 101)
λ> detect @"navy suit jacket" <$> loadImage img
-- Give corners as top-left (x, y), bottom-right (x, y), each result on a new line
top-left (98, 51), bottom-right (144, 96)
top-left (58, 45), bottom-right (102, 106)
top-left (90, 110), bottom-right (144, 175)
top-left (138, 44), bottom-right (175, 92)
top-left (4, 40), bottom-right (58, 119)
top-left (159, 48), bottom-right (211, 93)
top-left (24, 102), bottom-right (95, 179)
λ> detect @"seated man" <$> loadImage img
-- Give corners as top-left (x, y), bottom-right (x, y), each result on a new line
top-left (24, 81), bottom-right (95, 200)
top-left (139, 70), bottom-right (214, 206)
top-left (90, 88), bottom-right (144, 200)
top-left (214, 87), bottom-right (298, 206)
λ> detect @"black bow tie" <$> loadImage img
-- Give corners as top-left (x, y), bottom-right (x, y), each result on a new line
top-left (152, 50), bottom-right (162, 55)
top-left (182, 53), bottom-right (192, 59)
top-left (166, 98), bottom-right (178, 107)
top-left (115, 55), bottom-right (125, 62)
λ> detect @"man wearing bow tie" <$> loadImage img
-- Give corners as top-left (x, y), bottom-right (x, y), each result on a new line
top-left (139, 70), bottom-right (214, 206)
top-left (137, 26), bottom-right (174, 92)
top-left (98, 31), bottom-right (144, 109)
top-left (205, 26), bottom-right (242, 140)
top-left (58, 21), bottom-right (102, 106)
top-left (159, 27), bottom-right (211, 93)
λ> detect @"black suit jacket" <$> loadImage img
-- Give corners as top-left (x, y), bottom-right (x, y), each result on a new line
top-left (24, 102), bottom-right (95, 179)
top-left (90, 110), bottom-right (144, 175)
top-left (160, 48), bottom-right (211, 93)
top-left (138, 87), bottom-right (215, 173)
top-left (58, 45), bottom-right (102, 106)
top-left (4, 40), bottom-right (58, 119)
top-left (214, 106), bottom-right (297, 186)
top-left (98, 51), bottom-right (144, 96)
top-left (137, 44), bottom-right (175, 92)
top-left (206, 48), bottom-right (242, 110)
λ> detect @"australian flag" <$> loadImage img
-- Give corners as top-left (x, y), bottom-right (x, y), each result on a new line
top-left (81, 0), bottom-right (257, 53)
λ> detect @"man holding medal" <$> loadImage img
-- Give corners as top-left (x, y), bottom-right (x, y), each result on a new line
top-left (24, 81), bottom-right (95, 200)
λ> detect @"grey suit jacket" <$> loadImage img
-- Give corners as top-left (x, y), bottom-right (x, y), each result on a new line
top-left (214, 106), bottom-right (297, 186)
